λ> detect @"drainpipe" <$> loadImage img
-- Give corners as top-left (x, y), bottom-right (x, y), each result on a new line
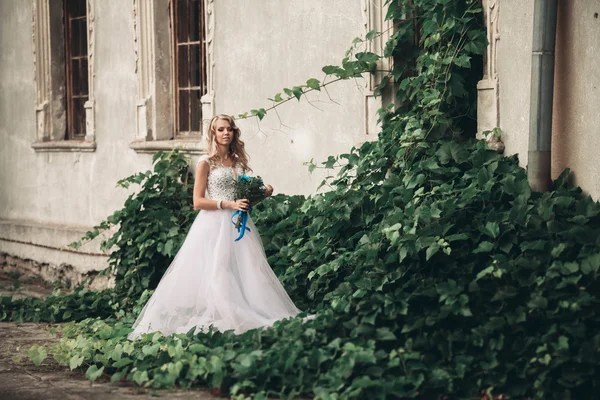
top-left (528, 0), bottom-right (559, 192)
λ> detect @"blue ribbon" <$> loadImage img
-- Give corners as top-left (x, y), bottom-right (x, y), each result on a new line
top-left (232, 175), bottom-right (253, 241)
top-left (232, 206), bottom-right (252, 241)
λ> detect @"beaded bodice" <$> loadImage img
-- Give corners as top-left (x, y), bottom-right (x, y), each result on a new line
top-left (199, 157), bottom-right (244, 201)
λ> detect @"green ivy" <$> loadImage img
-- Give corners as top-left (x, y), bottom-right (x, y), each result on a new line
top-left (71, 150), bottom-right (198, 302)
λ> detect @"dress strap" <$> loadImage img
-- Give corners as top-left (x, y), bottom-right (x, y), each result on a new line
top-left (197, 154), bottom-right (210, 167)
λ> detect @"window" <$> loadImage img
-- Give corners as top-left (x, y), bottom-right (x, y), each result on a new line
top-left (31, 0), bottom-right (96, 152)
top-left (64, 0), bottom-right (89, 140)
top-left (130, 0), bottom-right (214, 154)
top-left (172, 0), bottom-right (208, 137)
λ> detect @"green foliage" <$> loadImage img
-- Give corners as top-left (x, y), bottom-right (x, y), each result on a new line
top-left (72, 150), bottom-right (197, 302)
top-left (0, 286), bottom-right (115, 323)
top-left (1, 150), bottom-right (196, 322)
top-left (43, 137), bottom-right (600, 399)
top-left (235, 176), bottom-right (267, 205)
top-left (27, 344), bottom-right (47, 366)
top-left (10, 0), bottom-right (600, 399)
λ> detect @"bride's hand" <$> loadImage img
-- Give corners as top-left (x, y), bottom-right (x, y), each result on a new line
top-left (226, 199), bottom-right (250, 211)
top-left (265, 184), bottom-right (274, 197)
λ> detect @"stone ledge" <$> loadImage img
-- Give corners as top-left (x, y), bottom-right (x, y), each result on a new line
top-left (129, 139), bottom-right (207, 155)
top-left (31, 140), bottom-right (97, 153)
top-left (0, 252), bottom-right (112, 291)
top-left (0, 219), bottom-right (110, 279)
top-left (0, 219), bottom-right (109, 256)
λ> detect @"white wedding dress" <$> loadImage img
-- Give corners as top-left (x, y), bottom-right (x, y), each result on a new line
top-left (128, 157), bottom-right (302, 340)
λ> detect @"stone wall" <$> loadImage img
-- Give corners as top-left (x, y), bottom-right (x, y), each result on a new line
top-left (478, 0), bottom-right (600, 198)
top-left (0, 0), bottom-right (388, 277)
top-left (0, 252), bottom-right (112, 291)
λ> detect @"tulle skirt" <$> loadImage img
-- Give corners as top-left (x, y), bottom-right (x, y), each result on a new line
top-left (128, 208), bottom-right (301, 340)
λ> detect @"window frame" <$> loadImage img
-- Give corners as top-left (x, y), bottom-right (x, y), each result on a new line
top-left (130, 0), bottom-right (214, 155)
top-left (171, 0), bottom-right (208, 138)
top-left (31, 0), bottom-right (96, 153)
top-left (63, 0), bottom-right (90, 140)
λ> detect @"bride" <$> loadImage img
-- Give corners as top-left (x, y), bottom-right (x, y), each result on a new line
top-left (128, 114), bottom-right (302, 339)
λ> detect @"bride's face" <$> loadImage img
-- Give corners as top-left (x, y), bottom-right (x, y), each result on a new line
top-left (214, 119), bottom-right (234, 147)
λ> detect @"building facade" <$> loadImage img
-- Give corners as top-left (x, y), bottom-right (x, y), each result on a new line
top-left (0, 0), bottom-right (392, 278)
top-left (478, 0), bottom-right (600, 197)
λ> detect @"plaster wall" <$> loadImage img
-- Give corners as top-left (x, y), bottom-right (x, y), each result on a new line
top-left (0, 0), bottom-right (375, 276)
top-left (495, 0), bottom-right (533, 168)
top-left (495, 0), bottom-right (600, 197)
top-left (0, 0), bottom-right (150, 228)
top-left (0, 0), bottom-right (156, 274)
top-left (551, 1), bottom-right (600, 197)
top-left (213, 0), bottom-right (368, 195)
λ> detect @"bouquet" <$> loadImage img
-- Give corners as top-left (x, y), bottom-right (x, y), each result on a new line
top-left (232, 175), bottom-right (267, 240)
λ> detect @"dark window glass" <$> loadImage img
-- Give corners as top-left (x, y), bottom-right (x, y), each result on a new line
top-left (64, 0), bottom-right (89, 139)
top-left (172, 0), bottom-right (207, 136)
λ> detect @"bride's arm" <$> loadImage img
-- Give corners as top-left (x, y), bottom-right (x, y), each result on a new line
top-left (193, 161), bottom-right (248, 211)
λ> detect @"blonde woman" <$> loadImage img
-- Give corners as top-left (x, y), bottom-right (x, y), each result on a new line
top-left (129, 114), bottom-right (302, 339)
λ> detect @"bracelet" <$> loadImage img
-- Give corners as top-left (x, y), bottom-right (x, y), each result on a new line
top-left (216, 200), bottom-right (222, 210)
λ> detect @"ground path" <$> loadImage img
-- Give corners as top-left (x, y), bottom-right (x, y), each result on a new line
top-left (0, 322), bottom-right (218, 399)
top-left (0, 271), bottom-right (217, 399)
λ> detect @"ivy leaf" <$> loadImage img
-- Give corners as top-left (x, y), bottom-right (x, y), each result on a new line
top-left (322, 65), bottom-right (345, 76)
top-left (132, 370), bottom-right (149, 386)
top-left (112, 358), bottom-right (133, 368)
top-left (85, 365), bottom-right (105, 382)
top-left (453, 54), bottom-right (471, 68)
top-left (306, 158), bottom-right (316, 174)
top-left (482, 222), bottom-right (500, 239)
top-left (437, 141), bottom-right (469, 164)
top-left (251, 108), bottom-right (267, 120)
top-left (110, 369), bottom-right (128, 383)
top-left (291, 86), bottom-right (304, 101)
top-left (374, 76), bottom-right (391, 97)
top-left (556, 335), bottom-right (570, 350)
top-left (376, 327), bottom-right (397, 341)
top-left (446, 233), bottom-right (469, 242)
top-left (355, 52), bottom-right (380, 63)
top-left (365, 30), bottom-right (378, 40)
top-left (69, 354), bottom-right (85, 370)
top-left (551, 243), bottom-right (567, 258)
top-left (581, 253), bottom-right (600, 275)
top-left (324, 156), bottom-right (337, 169)
top-left (426, 244), bottom-right (440, 261)
top-left (27, 345), bottom-right (47, 367)
top-left (473, 241), bottom-right (494, 254)
top-left (528, 296), bottom-right (548, 310)
top-left (306, 78), bottom-right (321, 91)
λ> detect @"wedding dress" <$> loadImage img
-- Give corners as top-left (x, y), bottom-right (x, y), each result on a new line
top-left (128, 156), bottom-right (302, 340)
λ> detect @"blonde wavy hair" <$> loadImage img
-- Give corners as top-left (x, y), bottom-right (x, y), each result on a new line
top-left (206, 114), bottom-right (251, 173)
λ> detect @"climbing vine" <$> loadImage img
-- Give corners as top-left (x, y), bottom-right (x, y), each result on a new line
top-left (3, 1), bottom-right (600, 399)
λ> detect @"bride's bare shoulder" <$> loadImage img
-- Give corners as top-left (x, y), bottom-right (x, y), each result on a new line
top-left (197, 155), bottom-right (211, 167)
top-left (196, 156), bottom-right (212, 177)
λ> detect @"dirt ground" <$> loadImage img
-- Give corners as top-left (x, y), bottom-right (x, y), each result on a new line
top-left (0, 272), bottom-right (218, 399)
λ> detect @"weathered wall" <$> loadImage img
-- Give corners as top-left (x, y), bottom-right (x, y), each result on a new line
top-left (551, 1), bottom-right (600, 197)
top-left (495, 0), bottom-right (532, 168)
top-left (0, 0), bottom-right (374, 276)
top-left (0, 1), bottom-right (38, 223)
top-left (494, 0), bottom-right (600, 197)
top-left (0, 1), bottom-right (155, 275)
top-left (0, 0), bottom-right (147, 227)
top-left (213, 0), bottom-right (368, 194)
